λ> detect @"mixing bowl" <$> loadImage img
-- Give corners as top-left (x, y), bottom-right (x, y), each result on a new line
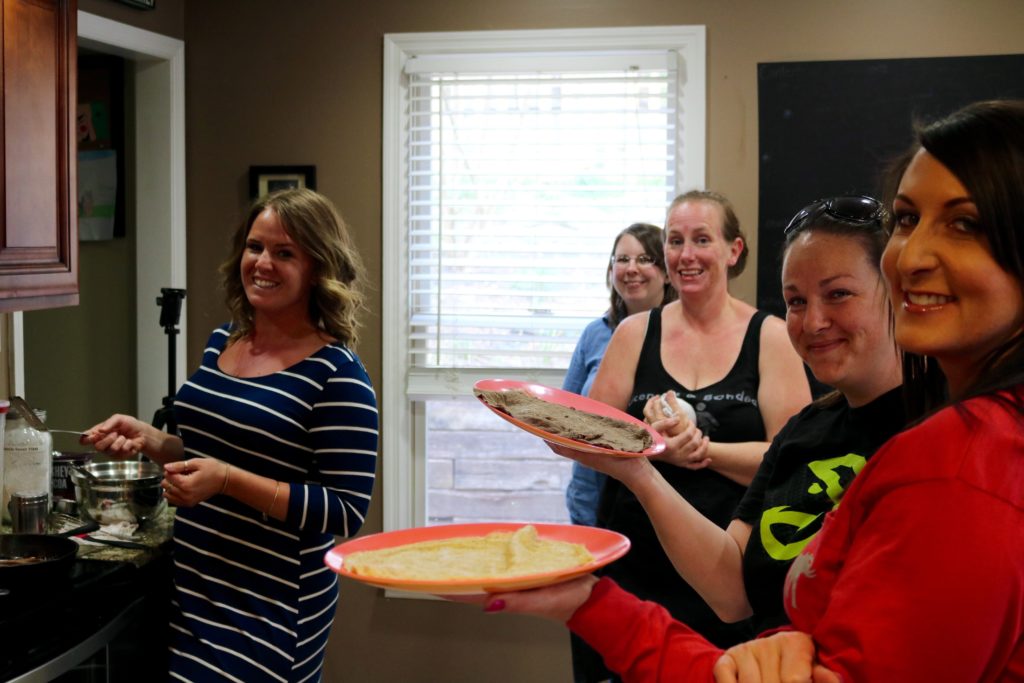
top-left (69, 460), bottom-right (166, 526)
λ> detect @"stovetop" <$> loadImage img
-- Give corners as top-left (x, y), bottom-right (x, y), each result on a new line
top-left (0, 558), bottom-right (140, 680)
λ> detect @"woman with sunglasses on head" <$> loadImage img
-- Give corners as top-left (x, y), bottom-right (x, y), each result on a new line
top-left (624, 194), bottom-right (906, 634)
top-left (483, 194), bottom-right (905, 649)
top-left (564, 223), bottom-right (676, 529)
top-left (479, 101), bottom-right (1024, 683)
top-left (570, 191), bottom-right (812, 679)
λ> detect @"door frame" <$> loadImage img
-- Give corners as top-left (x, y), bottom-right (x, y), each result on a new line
top-left (12, 11), bottom-right (186, 424)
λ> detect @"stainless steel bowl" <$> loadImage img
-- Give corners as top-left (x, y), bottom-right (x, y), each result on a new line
top-left (69, 460), bottom-right (166, 526)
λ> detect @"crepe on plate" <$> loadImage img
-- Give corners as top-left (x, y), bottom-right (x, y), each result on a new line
top-left (475, 387), bottom-right (652, 453)
top-left (343, 525), bottom-right (594, 581)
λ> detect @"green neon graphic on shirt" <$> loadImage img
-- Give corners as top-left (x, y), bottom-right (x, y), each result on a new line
top-left (760, 453), bottom-right (867, 561)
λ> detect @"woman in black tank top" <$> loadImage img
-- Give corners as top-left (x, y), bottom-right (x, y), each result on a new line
top-left (568, 191), bottom-right (812, 680)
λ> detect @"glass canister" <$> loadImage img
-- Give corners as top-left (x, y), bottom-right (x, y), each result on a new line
top-left (2, 405), bottom-right (52, 523)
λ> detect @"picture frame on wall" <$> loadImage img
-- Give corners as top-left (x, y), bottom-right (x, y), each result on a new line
top-left (78, 54), bottom-right (126, 241)
top-left (249, 165), bottom-right (317, 199)
top-left (113, 0), bottom-right (156, 9)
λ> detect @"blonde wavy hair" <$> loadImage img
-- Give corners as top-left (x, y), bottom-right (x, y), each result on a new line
top-left (219, 188), bottom-right (366, 348)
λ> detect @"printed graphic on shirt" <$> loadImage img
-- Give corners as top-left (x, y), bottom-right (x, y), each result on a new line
top-left (785, 551), bottom-right (817, 610)
top-left (628, 390), bottom-right (757, 437)
top-left (760, 453), bottom-right (866, 561)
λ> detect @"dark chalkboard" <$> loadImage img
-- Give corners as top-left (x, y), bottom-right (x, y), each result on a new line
top-left (756, 54), bottom-right (1024, 318)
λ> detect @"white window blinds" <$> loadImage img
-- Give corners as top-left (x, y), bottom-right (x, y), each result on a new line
top-left (405, 50), bottom-right (681, 371)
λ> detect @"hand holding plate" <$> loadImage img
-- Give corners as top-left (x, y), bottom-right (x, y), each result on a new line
top-left (479, 574), bottom-right (600, 623)
top-left (548, 442), bottom-right (653, 487)
top-left (473, 379), bottom-right (665, 459)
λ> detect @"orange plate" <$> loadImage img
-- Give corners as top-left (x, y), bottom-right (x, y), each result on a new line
top-left (325, 523), bottom-right (630, 595)
top-left (473, 378), bottom-right (666, 458)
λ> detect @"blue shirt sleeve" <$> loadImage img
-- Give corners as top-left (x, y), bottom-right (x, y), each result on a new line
top-left (562, 315), bottom-right (613, 397)
top-left (286, 351), bottom-right (378, 538)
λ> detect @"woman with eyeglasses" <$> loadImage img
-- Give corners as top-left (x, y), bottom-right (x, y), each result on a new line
top-left (568, 191), bottom-right (812, 679)
top-left (476, 101), bottom-right (1024, 683)
top-left (564, 223), bottom-right (676, 529)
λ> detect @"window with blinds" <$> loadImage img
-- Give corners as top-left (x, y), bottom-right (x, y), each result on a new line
top-left (382, 27), bottom-right (706, 536)
top-left (406, 53), bottom-right (679, 371)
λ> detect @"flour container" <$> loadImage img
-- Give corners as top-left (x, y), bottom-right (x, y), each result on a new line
top-left (2, 405), bottom-right (52, 523)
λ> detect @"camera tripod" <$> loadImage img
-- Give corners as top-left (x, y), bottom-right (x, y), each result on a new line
top-left (152, 287), bottom-right (186, 435)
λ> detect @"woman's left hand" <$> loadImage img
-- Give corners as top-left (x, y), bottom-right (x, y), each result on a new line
top-left (643, 394), bottom-right (711, 469)
top-left (712, 631), bottom-right (840, 683)
top-left (446, 574), bottom-right (600, 623)
top-left (650, 417), bottom-right (710, 470)
top-left (162, 458), bottom-right (228, 507)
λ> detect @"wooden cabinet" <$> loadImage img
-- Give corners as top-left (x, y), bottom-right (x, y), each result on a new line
top-left (0, 0), bottom-right (77, 312)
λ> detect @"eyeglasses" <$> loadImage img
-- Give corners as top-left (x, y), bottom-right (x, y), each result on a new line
top-left (611, 254), bottom-right (657, 267)
top-left (783, 195), bottom-right (885, 235)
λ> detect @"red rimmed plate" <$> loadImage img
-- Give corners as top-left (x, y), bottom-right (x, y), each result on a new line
top-left (473, 378), bottom-right (666, 458)
top-left (325, 522), bottom-right (630, 595)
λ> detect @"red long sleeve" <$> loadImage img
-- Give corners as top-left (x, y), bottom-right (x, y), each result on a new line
top-left (786, 396), bottom-right (1024, 682)
top-left (568, 577), bottom-right (725, 681)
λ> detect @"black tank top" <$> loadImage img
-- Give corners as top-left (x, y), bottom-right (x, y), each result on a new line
top-left (597, 306), bottom-right (769, 647)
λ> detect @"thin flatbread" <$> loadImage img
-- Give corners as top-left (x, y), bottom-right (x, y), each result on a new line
top-left (343, 525), bottom-right (594, 581)
top-left (475, 387), bottom-right (652, 453)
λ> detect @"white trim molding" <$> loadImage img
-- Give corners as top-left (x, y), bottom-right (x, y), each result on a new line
top-left (381, 26), bottom-right (706, 536)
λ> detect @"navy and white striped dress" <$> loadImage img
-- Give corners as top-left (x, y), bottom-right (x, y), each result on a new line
top-left (167, 326), bottom-right (378, 682)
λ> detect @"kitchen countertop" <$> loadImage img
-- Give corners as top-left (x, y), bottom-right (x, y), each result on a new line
top-left (0, 508), bottom-right (176, 681)
top-left (69, 505), bottom-right (175, 564)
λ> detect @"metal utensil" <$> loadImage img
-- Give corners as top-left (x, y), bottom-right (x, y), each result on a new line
top-left (7, 397), bottom-right (83, 437)
top-left (10, 395), bottom-right (46, 431)
top-left (72, 464), bottom-right (100, 484)
top-left (81, 534), bottom-right (150, 551)
top-left (47, 428), bottom-right (86, 437)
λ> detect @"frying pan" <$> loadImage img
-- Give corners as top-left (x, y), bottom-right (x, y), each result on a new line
top-left (0, 534), bottom-right (77, 589)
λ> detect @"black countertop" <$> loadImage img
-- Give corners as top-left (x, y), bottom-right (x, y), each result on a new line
top-left (0, 513), bottom-right (174, 681)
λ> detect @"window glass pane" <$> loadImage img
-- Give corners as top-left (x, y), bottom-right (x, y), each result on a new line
top-left (425, 397), bottom-right (571, 525)
top-left (408, 65), bottom-right (677, 370)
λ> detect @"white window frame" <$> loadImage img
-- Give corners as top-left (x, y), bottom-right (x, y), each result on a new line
top-left (382, 26), bottom-right (706, 535)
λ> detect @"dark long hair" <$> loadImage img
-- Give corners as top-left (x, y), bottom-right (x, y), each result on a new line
top-left (884, 100), bottom-right (1024, 417)
top-left (606, 223), bottom-right (677, 327)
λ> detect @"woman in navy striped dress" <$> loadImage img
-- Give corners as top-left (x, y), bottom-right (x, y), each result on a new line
top-left (83, 188), bottom-right (378, 682)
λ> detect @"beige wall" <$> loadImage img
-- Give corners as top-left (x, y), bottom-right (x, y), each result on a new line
top-left (65, 1), bottom-right (1024, 680)
top-left (78, 0), bottom-right (184, 40)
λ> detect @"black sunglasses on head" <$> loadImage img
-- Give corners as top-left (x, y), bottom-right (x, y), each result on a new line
top-left (783, 195), bottom-right (885, 235)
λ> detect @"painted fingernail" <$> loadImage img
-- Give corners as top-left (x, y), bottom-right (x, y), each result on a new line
top-left (484, 599), bottom-right (506, 613)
